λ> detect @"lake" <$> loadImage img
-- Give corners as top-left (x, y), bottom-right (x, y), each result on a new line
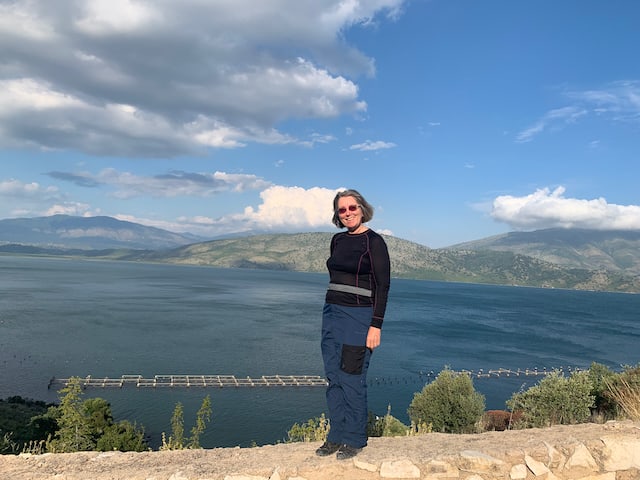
top-left (1, 255), bottom-right (638, 447)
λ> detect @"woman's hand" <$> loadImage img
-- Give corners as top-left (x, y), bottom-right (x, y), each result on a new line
top-left (366, 326), bottom-right (381, 350)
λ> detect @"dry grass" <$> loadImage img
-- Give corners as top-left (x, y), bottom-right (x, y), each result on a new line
top-left (605, 376), bottom-right (640, 421)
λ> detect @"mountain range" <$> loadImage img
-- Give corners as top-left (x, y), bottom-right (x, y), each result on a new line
top-left (1, 215), bottom-right (639, 293)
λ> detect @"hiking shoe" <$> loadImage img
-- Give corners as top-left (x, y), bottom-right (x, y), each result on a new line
top-left (336, 444), bottom-right (361, 460)
top-left (315, 441), bottom-right (341, 456)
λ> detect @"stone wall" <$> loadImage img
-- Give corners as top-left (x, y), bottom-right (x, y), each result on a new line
top-left (1, 421), bottom-right (639, 479)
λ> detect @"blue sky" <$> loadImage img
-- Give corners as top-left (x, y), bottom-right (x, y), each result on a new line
top-left (1, 0), bottom-right (639, 248)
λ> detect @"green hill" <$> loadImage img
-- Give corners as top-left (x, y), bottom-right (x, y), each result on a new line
top-left (136, 233), bottom-right (640, 293)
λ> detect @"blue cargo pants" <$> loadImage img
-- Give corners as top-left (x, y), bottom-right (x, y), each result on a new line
top-left (321, 303), bottom-right (372, 448)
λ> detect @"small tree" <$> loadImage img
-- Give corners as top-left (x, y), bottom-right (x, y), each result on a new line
top-left (187, 395), bottom-right (212, 449)
top-left (506, 370), bottom-right (594, 428)
top-left (161, 396), bottom-right (212, 450)
top-left (46, 377), bottom-right (94, 452)
top-left (46, 378), bottom-right (147, 453)
top-left (408, 368), bottom-right (485, 434)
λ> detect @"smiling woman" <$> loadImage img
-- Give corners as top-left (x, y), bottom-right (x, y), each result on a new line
top-left (319, 189), bottom-right (391, 459)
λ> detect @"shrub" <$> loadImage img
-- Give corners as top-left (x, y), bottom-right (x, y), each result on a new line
top-left (481, 410), bottom-right (522, 431)
top-left (407, 368), bottom-right (485, 433)
top-left (96, 421), bottom-right (146, 452)
top-left (368, 405), bottom-right (409, 437)
top-left (0, 396), bottom-right (56, 454)
top-left (506, 370), bottom-right (594, 428)
top-left (46, 377), bottom-right (148, 453)
top-left (286, 413), bottom-right (329, 443)
top-left (587, 362), bottom-right (618, 420)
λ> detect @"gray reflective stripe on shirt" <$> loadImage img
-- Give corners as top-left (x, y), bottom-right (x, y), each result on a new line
top-left (327, 282), bottom-right (372, 297)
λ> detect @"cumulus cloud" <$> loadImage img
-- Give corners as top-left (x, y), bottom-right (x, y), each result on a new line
top-left (0, 0), bottom-right (405, 157)
top-left (122, 185), bottom-right (341, 237)
top-left (491, 186), bottom-right (640, 231)
top-left (241, 185), bottom-right (338, 229)
top-left (0, 178), bottom-right (86, 217)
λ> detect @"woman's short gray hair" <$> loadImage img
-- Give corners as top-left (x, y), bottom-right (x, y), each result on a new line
top-left (331, 189), bottom-right (374, 228)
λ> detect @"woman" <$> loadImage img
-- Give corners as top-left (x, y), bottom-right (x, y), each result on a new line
top-left (316, 189), bottom-right (391, 460)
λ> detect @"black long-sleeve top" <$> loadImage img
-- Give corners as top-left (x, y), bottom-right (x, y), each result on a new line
top-left (325, 229), bottom-right (391, 329)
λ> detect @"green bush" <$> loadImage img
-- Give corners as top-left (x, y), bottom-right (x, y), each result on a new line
top-left (587, 362), bottom-right (619, 420)
top-left (286, 413), bottom-right (329, 443)
top-left (368, 405), bottom-right (409, 437)
top-left (407, 368), bottom-right (485, 433)
top-left (506, 370), bottom-right (595, 428)
top-left (0, 396), bottom-right (56, 454)
top-left (46, 377), bottom-right (147, 453)
top-left (96, 421), bottom-right (146, 452)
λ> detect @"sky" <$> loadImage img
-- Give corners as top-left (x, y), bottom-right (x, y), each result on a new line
top-left (1, 0), bottom-right (639, 248)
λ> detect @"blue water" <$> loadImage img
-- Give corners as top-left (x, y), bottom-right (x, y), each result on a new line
top-left (1, 255), bottom-right (638, 448)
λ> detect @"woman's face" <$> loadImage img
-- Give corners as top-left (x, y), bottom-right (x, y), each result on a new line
top-left (337, 196), bottom-right (363, 231)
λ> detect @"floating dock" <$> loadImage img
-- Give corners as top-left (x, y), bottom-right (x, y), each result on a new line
top-left (48, 374), bottom-right (329, 389)
top-left (48, 367), bottom-right (579, 390)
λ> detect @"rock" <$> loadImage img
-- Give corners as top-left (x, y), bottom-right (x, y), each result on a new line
top-left (509, 463), bottom-right (527, 480)
top-left (380, 459), bottom-right (421, 478)
top-left (459, 450), bottom-right (505, 475)
top-left (601, 434), bottom-right (640, 471)
top-left (565, 443), bottom-right (599, 471)
top-left (525, 454), bottom-right (550, 476)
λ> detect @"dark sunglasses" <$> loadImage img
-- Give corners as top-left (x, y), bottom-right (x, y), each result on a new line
top-left (337, 204), bottom-right (360, 214)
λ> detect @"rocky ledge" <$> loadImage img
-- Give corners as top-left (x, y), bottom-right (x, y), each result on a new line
top-left (1, 421), bottom-right (639, 480)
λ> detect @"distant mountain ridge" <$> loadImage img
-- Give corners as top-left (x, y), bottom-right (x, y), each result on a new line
top-left (1, 215), bottom-right (639, 293)
top-left (134, 233), bottom-right (640, 292)
top-left (450, 228), bottom-right (640, 275)
top-left (0, 214), bottom-right (201, 250)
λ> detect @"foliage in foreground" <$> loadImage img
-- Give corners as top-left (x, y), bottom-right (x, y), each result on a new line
top-left (286, 405), bottom-right (431, 444)
top-left (0, 397), bottom-right (56, 454)
top-left (45, 378), bottom-right (147, 453)
top-left (408, 368), bottom-right (486, 433)
top-left (604, 366), bottom-right (640, 421)
top-left (160, 395), bottom-right (212, 450)
top-left (286, 413), bottom-right (330, 443)
top-left (506, 369), bottom-right (594, 428)
top-left (4, 362), bottom-right (640, 453)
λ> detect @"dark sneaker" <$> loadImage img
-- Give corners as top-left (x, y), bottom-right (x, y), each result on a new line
top-left (336, 444), bottom-right (361, 460)
top-left (315, 441), bottom-right (341, 456)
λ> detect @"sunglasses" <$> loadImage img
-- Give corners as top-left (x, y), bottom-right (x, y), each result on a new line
top-left (337, 204), bottom-right (360, 214)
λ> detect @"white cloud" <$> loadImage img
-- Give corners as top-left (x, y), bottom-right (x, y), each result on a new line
top-left (491, 186), bottom-right (640, 231)
top-left (75, 0), bottom-right (159, 34)
top-left (516, 106), bottom-right (588, 143)
top-left (569, 80), bottom-right (640, 119)
top-left (121, 185), bottom-right (340, 237)
top-left (516, 81), bottom-right (640, 143)
top-left (44, 203), bottom-right (95, 217)
top-left (45, 168), bottom-right (272, 199)
top-left (0, 0), bottom-right (405, 156)
top-left (242, 185), bottom-right (337, 229)
top-left (0, 178), bottom-right (75, 217)
top-left (0, 178), bottom-right (60, 200)
top-left (349, 140), bottom-right (397, 151)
